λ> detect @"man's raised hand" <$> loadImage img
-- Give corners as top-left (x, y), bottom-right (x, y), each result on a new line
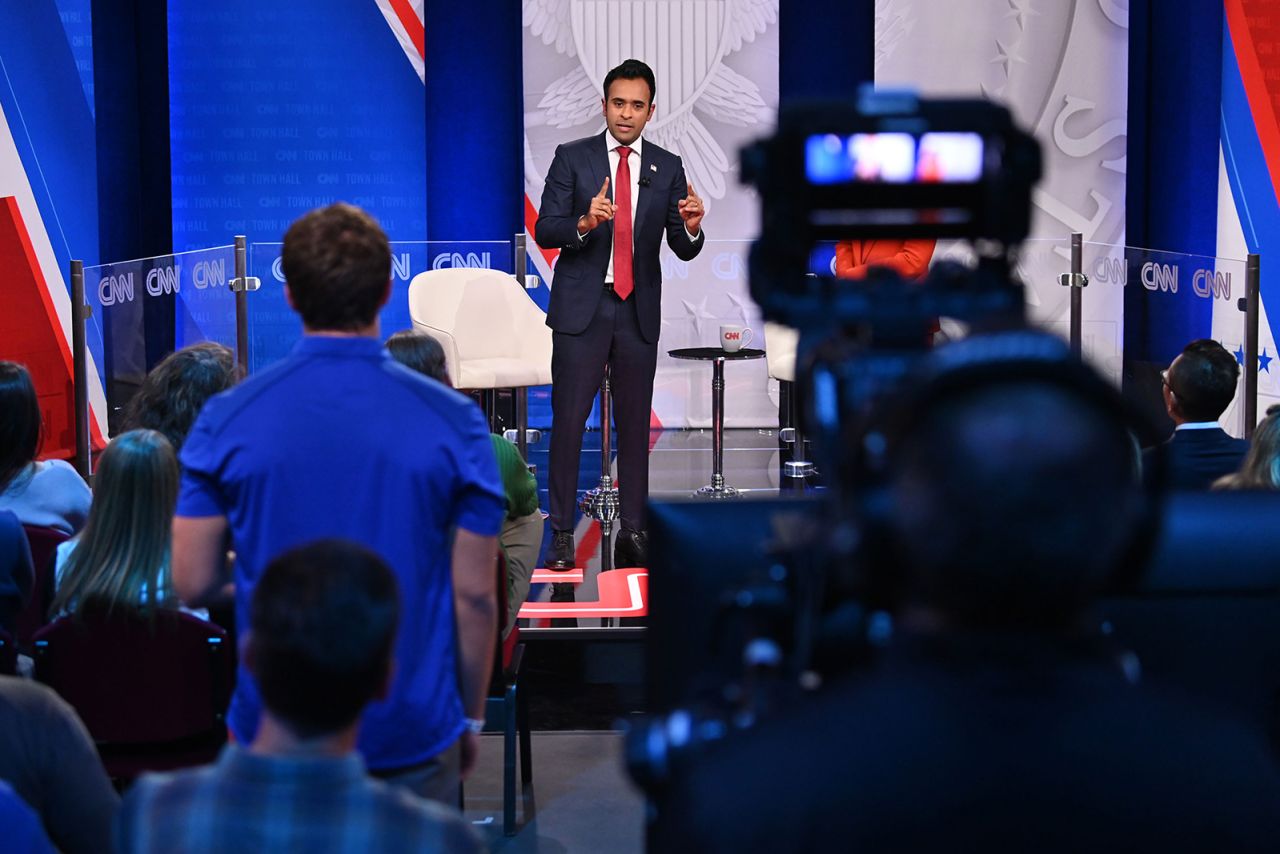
top-left (678, 182), bottom-right (704, 234)
top-left (578, 177), bottom-right (615, 233)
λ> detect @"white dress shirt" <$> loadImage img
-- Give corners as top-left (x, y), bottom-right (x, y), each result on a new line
top-left (602, 131), bottom-right (643, 285)
top-left (580, 132), bottom-right (699, 285)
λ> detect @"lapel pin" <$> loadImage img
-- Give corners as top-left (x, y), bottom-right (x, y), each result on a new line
top-left (649, 164), bottom-right (657, 172)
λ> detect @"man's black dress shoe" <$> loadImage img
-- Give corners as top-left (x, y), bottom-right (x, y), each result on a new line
top-left (614, 527), bottom-right (648, 569)
top-left (548, 529), bottom-right (575, 569)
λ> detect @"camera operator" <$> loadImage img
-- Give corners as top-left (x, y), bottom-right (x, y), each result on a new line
top-left (656, 331), bottom-right (1280, 852)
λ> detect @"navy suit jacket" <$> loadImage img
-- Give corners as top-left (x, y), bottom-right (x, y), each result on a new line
top-left (534, 133), bottom-right (704, 344)
top-left (1143, 426), bottom-right (1249, 491)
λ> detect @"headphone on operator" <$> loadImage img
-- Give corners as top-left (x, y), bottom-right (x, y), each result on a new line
top-left (819, 326), bottom-right (1167, 613)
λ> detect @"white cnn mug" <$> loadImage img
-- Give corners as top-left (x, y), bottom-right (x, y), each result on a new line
top-left (720, 324), bottom-right (753, 352)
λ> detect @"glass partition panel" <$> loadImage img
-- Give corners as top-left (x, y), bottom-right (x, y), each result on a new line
top-left (1014, 237), bottom-right (1124, 385)
top-left (1081, 241), bottom-right (1253, 438)
top-left (247, 240), bottom-right (513, 372)
top-left (174, 245), bottom-right (238, 351)
top-left (84, 245), bottom-right (237, 434)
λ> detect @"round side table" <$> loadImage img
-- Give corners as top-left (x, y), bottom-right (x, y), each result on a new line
top-left (668, 347), bottom-right (766, 498)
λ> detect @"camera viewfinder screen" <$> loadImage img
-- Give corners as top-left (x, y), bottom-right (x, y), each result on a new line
top-left (805, 132), bottom-right (984, 185)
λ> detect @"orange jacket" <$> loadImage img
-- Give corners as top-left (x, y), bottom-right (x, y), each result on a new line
top-left (834, 239), bottom-right (936, 280)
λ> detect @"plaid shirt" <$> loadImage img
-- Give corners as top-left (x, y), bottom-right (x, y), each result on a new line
top-left (115, 745), bottom-right (482, 853)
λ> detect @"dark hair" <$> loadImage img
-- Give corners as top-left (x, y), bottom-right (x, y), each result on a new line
top-left (0, 362), bottom-right (41, 491)
top-left (281, 203), bottom-right (392, 332)
top-left (385, 329), bottom-right (450, 386)
top-left (123, 343), bottom-right (238, 450)
top-left (248, 539), bottom-right (400, 737)
top-left (603, 58), bottom-right (656, 103)
top-left (52, 430), bottom-right (179, 618)
top-left (1168, 339), bottom-right (1240, 422)
top-left (888, 377), bottom-right (1141, 630)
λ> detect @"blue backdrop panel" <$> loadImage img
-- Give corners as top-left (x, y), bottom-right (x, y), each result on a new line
top-left (1125, 0), bottom-right (1223, 366)
top-left (168, 0), bottom-right (427, 369)
top-left (54, 0), bottom-right (95, 116)
top-left (423, 0), bottom-right (522, 242)
top-left (0, 1), bottom-right (100, 272)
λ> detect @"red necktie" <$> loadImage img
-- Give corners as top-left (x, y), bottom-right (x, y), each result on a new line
top-left (613, 146), bottom-right (633, 300)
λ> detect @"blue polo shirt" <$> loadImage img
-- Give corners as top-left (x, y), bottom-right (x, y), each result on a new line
top-left (177, 336), bottom-right (504, 769)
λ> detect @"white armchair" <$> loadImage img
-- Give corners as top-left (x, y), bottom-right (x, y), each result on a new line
top-left (763, 321), bottom-right (814, 481)
top-left (407, 268), bottom-right (552, 455)
top-left (764, 321), bottom-right (798, 384)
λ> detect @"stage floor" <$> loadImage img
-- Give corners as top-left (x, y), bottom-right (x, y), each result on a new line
top-left (517, 427), bottom-right (816, 629)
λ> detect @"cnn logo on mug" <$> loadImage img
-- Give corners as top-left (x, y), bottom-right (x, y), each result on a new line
top-left (719, 324), bottom-right (753, 352)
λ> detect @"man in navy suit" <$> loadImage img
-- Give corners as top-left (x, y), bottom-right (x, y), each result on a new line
top-left (535, 59), bottom-right (706, 569)
top-left (1144, 338), bottom-right (1249, 490)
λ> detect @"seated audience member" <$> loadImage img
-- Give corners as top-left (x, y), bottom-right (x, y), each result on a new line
top-left (1143, 338), bottom-right (1248, 490)
top-left (386, 329), bottom-right (543, 634)
top-left (50, 430), bottom-right (204, 621)
top-left (0, 362), bottom-right (91, 534)
top-left (0, 510), bottom-right (34, 634)
top-left (116, 539), bottom-right (481, 853)
top-left (0, 675), bottom-right (119, 853)
top-left (0, 782), bottom-right (55, 854)
top-left (122, 342), bottom-right (238, 451)
top-left (1215, 405), bottom-right (1280, 490)
top-left (172, 204), bottom-right (502, 804)
top-left (661, 331), bottom-right (1280, 853)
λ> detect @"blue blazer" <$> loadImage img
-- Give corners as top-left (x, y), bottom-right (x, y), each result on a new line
top-left (1144, 427), bottom-right (1249, 491)
top-left (534, 132), bottom-right (705, 343)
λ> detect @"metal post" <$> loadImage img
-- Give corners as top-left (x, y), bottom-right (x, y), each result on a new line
top-left (579, 365), bottom-right (620, 572)
top-left (711, 358), bottom-right (725, 490)
top-left (514, 232), bottom-right (526, 287)
top-left (782, 381), bottom-right (815, 482)
top-left (1069, 232), bottom-right (1083, 355)
top-left (515, 386), bottom-right (529, 461)
top-left (1057, 233), bottom-right (1088, 356)
top-left (234, 235), bottom-right (249, 374)
top-left (1245, 253), bottom-right (1261, 438)
top-left (597, 368), bottom-right (614, 573)
top-left (696, 357), bottom-right (739, 498)
top-left (70, 260), bottom-right (91, 479)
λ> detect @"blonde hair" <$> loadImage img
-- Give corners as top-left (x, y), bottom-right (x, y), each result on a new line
top-left (52, 429), bottom-right (179, 617)
top-left (1214, 410), bottom-right (1280, 491)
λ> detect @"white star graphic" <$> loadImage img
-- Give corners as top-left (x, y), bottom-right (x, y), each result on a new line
top-left (680, 296), bottom-right (718, 339)
top-left (990, 38), bottom-right (1026, 79)
top-left (724, 289), bottom-right (758, 322)
top-left (1004, 0), bottom-right (1039, 31)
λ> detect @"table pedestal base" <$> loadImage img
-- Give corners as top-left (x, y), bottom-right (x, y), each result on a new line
top-left (695, 483), bottom-right (740, 499)
top-left (694, 474), bottom-right (740, 499)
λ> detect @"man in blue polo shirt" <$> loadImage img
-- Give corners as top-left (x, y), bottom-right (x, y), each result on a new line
top-left (172, 202), bottom-right (504, 803)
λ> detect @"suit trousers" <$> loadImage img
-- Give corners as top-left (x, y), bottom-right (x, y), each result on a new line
top-left (549, 288), bottom-right (657, 533)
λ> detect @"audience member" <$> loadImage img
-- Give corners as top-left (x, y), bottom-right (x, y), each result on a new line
top-left (172, 204), bottom-right (504, 803)
top-left (50, 429), bottom-right (205, 621)
top-left (1215, 405), bottom-right (1280, 490)
top-left (116, 539), bottom-right (481, 853)
top-left (1144, 339), bottom-right (1248, 490)
top-left (661, 330), bottom-right (1280, 852)
top-left (386, 329), bottom-right (543, 633)
top-left (0, 362), bottom-right (91, 534)
top-left (122, 342), bottom-right (238, 451)
top-left (0, 510), bottom-right (34, 634)
top-left (0, 674), bottom-right (119, 853)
